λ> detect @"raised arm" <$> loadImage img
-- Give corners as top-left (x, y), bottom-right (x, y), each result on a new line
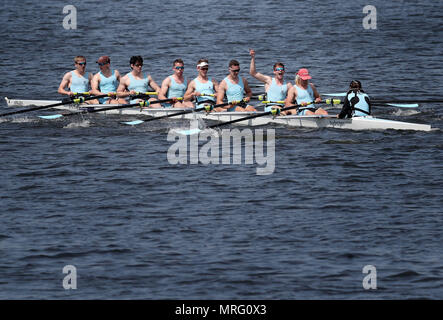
top-left (249, 49), bottom-right (272, 84)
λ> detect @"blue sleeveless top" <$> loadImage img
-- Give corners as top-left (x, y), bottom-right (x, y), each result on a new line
top-left (194, 77), bottom-right (215, 104)
top-left (167, 76), bottom-right (187, 99)
top-left (98, 70), bottom-right (119, 103)
top-left (265, 78), bottom-right (288, 112)
top-left (70, 71), bottom-right (89, 93)
top-left (295, 84), bottom-right (315, 115)
top-left (128, 73), bottom-right (150, 103)
top-left (224, 77), bottom-right (244, 103)
top-left (347, 91), bottom-right (370, 116)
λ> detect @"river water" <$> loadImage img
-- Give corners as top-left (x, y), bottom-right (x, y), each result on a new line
top-left (0, 0), bottom-right (442, 299)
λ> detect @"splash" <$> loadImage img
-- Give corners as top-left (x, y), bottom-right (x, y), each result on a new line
top-left (392, 109), bottom-right (420, 116)
top-left (64, 120), bottom-right (91, 128)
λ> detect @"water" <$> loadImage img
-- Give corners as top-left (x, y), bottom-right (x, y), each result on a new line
top-left (0, 0), bottom-right (442, 299)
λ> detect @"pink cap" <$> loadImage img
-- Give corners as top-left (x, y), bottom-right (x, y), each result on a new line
top-left (96, 56), bottom-right (110, 64)
top-left (297, 68), bottom-right (312, 80)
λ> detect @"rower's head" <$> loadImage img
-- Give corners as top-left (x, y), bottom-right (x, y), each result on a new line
top-left (173, 58), bottom-right (185, 75)
top-left (130, 56), bottom-right (143, 71)
top-left (349, 80), bottom-right (362, 90)
top-left (197, 59), bottom-right (209, 74)
top-left (96, 56), bottom-right (110, 69)
top-left (74, 56), bottom-right (87, 69)
top-left (229, 60), bottom-right (241, 76)
top-left (273, 62), bottom-right (285, 77)
top-left (296, 68), bottom-right (312, 81)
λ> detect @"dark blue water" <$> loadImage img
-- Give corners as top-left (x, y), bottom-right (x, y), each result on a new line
top-left (0, 0), bottom-right (442, 299)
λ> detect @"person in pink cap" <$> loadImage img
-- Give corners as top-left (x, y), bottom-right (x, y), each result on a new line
top-left (284, 68), bottom-right (327, 115)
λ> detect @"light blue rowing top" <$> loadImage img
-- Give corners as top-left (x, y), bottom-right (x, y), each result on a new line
top-left (265, 78), bottom-right (288, 112)
top-left (167, 75), bottom-right (187, 99)
top-left (224, 77), bottom-right (245, 111)
top-left (127, 73), bottom-right (150, 103)
top-left (194, 77), bottom-right (215, 104)
top-left (295, 84), bottom-right (315, 115)
top-left (347, 91), bottom-right (370, 117)
top-left (98, 70), bottom-right (119, 104)
top-left (70, 71), bottom-right (89, 93)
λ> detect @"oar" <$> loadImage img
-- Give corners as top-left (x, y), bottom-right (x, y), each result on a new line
top-left (323, 93), bottom-right (419, 108)
top-left (38, 98), bottom-right (176, 120)
top-left (121, 100), bottom-right (245, 126)
top-left (0, 93), bottom-right (112, 118)
top-left (177, 99), bottom-right (342, 135)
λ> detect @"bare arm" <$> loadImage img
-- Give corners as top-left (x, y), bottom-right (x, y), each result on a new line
top-left (90, 73), bottom-right (101, 96)
top-left (158, 77), bottom-right (170, 100)
top-left (249, 49), bottom-right (272, 84)
top-left (285, 87), bottom-right (296, 107)
top-left (216, 80), bottom-right (227, 105)
top-left (58, 72), bottom-right (73, 96)
top-left (243, 77), bottom-right (252, 103)
top-left (183, 80), bottom-right (196, 101)
top-left (310, 83), bottom-right (322, 102)
top-left (148, 75), bottom-right (161, 92)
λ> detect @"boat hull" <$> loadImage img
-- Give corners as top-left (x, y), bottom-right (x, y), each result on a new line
top-left (5, 97), bottom-right (432, 131)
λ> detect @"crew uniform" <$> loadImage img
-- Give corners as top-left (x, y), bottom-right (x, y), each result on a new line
top-left (194, 77), bottom-right (215, 105)
top-left (264, 78), bottom-right (288, 112)
top-left (164, 76), bottom-right (187, 108)
top-left (224, 77), bottom-right (244, 111)
top-left (97, 71), bottom-right (119, 104)
top-left (338, 90), bottom-right (371, 118)
top-left (127, 73), bottom-right (152, 104)
top-left (295, 85), bottom-right (316, 115)
top-left (70, 71), bottom-right (89, 93)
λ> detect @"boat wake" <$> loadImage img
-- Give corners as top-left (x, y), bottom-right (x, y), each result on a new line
top-left (392, 109), bottom-right (420, 116)
top-left (63, 120), bottom-right (91, 129)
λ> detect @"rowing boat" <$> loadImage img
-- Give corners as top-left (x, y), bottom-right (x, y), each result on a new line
top-left (4, 97), bottom-right (432, 131)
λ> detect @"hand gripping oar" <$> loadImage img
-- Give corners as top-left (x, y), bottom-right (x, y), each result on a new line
top-left (38, 98), bottom-right (176, 120)
top-left (0, 93), bottom-right (113, 118)
top-left (178, 99), bottom-right (341, 135)
top-left (121, 99), bottom-right (246, 126)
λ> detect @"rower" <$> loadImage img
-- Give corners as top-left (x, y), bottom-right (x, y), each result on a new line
top-left (58, 56), bottom-right (98, 104)
top-left (158, 59), bottom-right (194, 108)
top-left (91, 56), bottom-right (126, 104)
top-left (216, 60), bottom-right (256, 112)
top-left (338, 80), bottom-right (372, 118)
top-left (284, 68), bottom-right (327, 115)
top-left (117, 56), bottom-right (161, 105)
top-left (183, 59), bottom-right (219, 108)
top-left (249, 49), bottom-right (292, 112)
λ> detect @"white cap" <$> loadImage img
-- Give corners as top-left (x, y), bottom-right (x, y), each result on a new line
top-left (197, 62), bottom-right (209, 67)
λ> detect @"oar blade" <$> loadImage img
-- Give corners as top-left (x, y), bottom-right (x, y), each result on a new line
top-left (175, 128), bottom-right (202, 136)
top-left (38, 114), bottom-right (63, 120)
top-left (323, 92), bottom-right (347, 97)
top-left (385, 103), bottom-right (419, 108)
top-left (121, 120), bottom-right (145, 125)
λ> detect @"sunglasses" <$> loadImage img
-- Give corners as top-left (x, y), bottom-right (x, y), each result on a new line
top-left (134, 64), bottom-right (143, 67)
top-left (230, 68), bottom-right (240, 73)
top-left (174, 66), bottom-right (185, 70)
top-left (98, 62), bottom-right (109, 66)
top-left (76, 62), bottom-right (86, 66)
top-left (200, 67), bottom-right (209, 70)
top-left (275, 67), bottom-right (285, 71)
